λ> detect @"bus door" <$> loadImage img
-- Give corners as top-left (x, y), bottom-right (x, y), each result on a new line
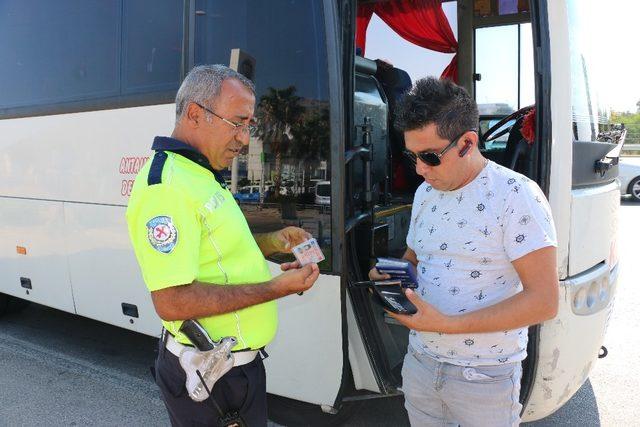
top-left (344, 27), bottom-right (431, 392)
top-left (343, 0), bottom-right (462, 396)
top-left (343, 0), bottom-right (547, 401)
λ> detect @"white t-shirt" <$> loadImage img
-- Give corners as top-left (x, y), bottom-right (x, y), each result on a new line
top-left (406, 160), bottom-right (557, 367)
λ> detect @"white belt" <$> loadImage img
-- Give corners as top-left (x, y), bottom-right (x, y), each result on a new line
top-left (164, 332), bottom-right (258, 367)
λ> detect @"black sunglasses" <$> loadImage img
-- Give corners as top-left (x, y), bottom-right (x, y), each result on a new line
top-left (404, 130), bottom-right (476, 167)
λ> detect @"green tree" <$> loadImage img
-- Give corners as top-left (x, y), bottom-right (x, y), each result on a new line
top-left (290, 107), bottom-right (331, 191)
top-left (612, 110), bottom-right (640, 145)
top-left (255, 86), bottom-right (303, 196)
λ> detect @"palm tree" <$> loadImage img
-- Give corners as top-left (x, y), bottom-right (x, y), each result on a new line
top-left (291, 107), bottom-right (331, 191)
top-left (255, 86), bottom-right (304, 197)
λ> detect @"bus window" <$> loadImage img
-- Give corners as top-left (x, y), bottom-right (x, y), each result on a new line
top-left (0, 0), bottom-right (183, 118)
top-left (476, 25), bottom-right (519, 112)
top-left (475, 22), bottom-right (534, 170)
top-left (566, 0), bottom-right (619, 188)
top-left (475, 23), bottom-right (534, 112)
top-left (122, 1), bottom-right (183, 95)
top-left (191, 0), bottom-right (332, 271)
top-left (567, 1), bottom-right (608, 143)
top-left (0, 2), bottom-right (121, 111)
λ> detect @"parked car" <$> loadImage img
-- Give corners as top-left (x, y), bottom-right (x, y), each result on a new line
top-left (233, 185), bottom-right (262, 203)
top-left (618, 157), bottom-right (640, 201)
top-left (314, 180), bottom-right (330, 205)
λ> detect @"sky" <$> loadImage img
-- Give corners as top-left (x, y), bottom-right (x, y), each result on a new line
top-left (585, 0), bottom-right (640, 113)
top-left (365, 0), bottom-right (640, 113)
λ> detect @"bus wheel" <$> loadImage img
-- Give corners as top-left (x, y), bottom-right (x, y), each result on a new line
top-left (267, 394), bottom-right (363, 426)
top-left (0, 294), bottom-right (29, 317)
top-left (0, 293), bottom-right (10, 316)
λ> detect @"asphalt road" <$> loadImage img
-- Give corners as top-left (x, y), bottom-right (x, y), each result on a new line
top-left (0, 200), bottom-right (638, 426)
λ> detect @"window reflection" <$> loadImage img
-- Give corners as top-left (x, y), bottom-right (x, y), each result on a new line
top-left (567, 0), bottom-right (611, 142)
top-left (193, 0), bottom-right (332, 270)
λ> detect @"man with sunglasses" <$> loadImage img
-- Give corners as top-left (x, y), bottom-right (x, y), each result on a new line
top-left (370, 77), bottom-right (559, 426)
top-left (126, 65), bottom-right (319, 426)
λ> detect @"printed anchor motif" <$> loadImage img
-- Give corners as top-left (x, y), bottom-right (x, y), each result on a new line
top-left (519, 215), bottom-right (531, 225)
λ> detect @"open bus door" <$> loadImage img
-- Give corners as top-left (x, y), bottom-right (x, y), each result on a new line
top-left (341, 0), bottom-right (549, 402)
top-left (343, 13), bottom-right (426, 395)
top-left (342, 2), bottom-right (619, 424)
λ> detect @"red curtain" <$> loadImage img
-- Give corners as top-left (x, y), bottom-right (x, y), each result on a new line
top-left (356, 0), bottom-right (458, 82)
top-left (356, 4), bottom-right (375, 56)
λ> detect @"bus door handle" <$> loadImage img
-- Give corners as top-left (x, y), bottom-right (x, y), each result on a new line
top-left (345, 145), bottom-right (370, 165)
top-left (345, 212), bottom-right (371, 234)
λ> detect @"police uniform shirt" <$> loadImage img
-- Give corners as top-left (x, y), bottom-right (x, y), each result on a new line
top-left (126, 137), bottom-right (277, 350)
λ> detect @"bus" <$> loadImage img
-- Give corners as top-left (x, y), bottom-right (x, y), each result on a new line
top-left (0, 0), bottom-right (620, 424)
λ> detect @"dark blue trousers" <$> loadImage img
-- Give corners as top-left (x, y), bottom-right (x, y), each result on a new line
top-left (154, 339), bottom-right (267, 426)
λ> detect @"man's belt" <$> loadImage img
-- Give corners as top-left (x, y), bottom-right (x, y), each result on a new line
top-left (165, 332), bottom-right (258, 367)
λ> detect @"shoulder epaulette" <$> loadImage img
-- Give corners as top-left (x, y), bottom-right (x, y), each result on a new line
top-left (147, 151), bottom-right (168, 186)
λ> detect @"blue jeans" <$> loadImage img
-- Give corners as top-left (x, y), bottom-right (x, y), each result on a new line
top-left (401, 345), bottom-right (523, 426)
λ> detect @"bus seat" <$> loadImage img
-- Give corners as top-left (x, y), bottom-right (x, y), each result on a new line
top-left (373, 61), bottom-right (420, 193)
top-left (374, 60), bottom-right (412, 111)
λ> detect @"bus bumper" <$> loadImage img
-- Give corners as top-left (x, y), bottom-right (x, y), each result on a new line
top-left (522, 262), bottom-right (618, 421)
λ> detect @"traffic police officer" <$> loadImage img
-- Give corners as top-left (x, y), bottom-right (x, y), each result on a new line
top-left (126, 64), bottom-right (319, 426)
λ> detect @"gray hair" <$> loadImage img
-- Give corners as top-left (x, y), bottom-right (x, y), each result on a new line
top-left (174, 64), bottom-right (255, 123)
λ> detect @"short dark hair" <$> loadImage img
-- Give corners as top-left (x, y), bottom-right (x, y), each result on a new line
top-left (394, 77), bottom-right (478, 140)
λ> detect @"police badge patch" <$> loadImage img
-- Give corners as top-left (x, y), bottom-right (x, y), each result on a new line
top-left (146, 216), bottom-right (178, 253)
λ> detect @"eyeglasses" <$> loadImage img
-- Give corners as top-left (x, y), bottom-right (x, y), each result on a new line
top-left (404, 130), bottom-right (475, 167)
top-left (194, 102), bottom-right (258, 136)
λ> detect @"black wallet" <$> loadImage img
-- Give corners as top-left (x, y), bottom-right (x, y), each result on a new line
top-left (353, 280), bottom-right (418, 315)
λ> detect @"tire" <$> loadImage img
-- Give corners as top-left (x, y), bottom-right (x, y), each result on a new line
top-left (0, 294), bottom-right (30, 317)
top-left (628, 176), bottom-right (640, 202)
top-left (267, 394), bottom-right (363, 427)
top-left (0, 293), bottom-right (10, 317)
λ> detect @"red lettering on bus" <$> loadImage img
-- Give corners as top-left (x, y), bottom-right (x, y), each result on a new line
top-left (119, 156), bottom-right (149, 175)
top-left (121, 179), bottom-right (135, 197)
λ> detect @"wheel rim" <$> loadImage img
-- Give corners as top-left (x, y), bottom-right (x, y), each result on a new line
top-left (632, 181), bottom-right (640, 198)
